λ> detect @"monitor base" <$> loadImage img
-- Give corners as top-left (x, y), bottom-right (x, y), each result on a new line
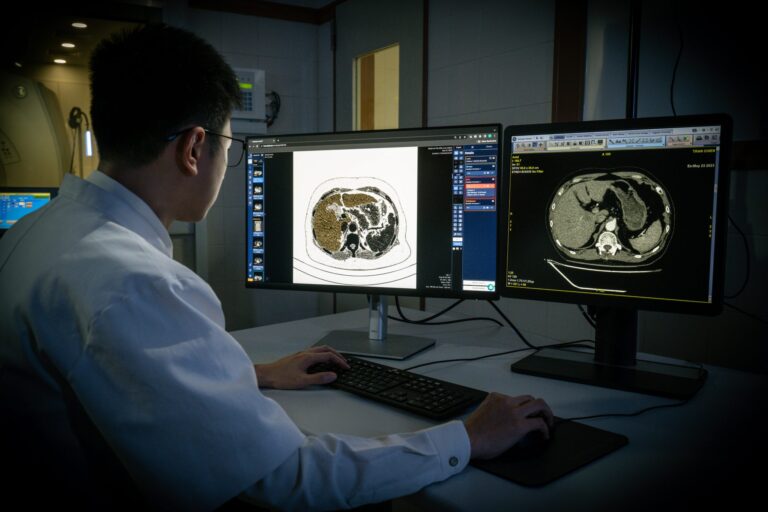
top-left (511, 348), bottom-right (707, 400)
top-left (314, 331), bottom-right (435, 360)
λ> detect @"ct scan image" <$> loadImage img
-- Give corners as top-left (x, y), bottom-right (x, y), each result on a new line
top-left (292, 147), bottom-right (418, 288)
top-left (545, 169), bottom-right (674, 293)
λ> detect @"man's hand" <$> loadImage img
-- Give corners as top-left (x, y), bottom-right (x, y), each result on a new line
top-left (464, 392), bottom-right (554, 459)
top-left (254, 345), bottom-right (350, 390)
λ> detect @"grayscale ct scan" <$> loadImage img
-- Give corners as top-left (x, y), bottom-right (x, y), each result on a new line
top-left (310, 185), bottom-right (400, 261)
top-left (545, 169), bottom-right (673, 293)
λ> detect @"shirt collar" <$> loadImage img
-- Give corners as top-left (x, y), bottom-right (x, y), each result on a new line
top-left (85, 170), bottom-right (173, 256)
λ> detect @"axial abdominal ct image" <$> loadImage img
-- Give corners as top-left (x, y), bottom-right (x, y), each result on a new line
top-left (546, 169), bottom-right (673, 293)
top-left (311, 185), bottom-right (399, 261)
top-left (292, 147), bottom-right (418, 288)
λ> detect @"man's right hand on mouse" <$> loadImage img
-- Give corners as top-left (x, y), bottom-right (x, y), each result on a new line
top-left (463, 392), bottom-right (554, 459)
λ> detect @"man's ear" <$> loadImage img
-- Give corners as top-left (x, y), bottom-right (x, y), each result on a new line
top-left (175, 127), bottom-right (206, 177)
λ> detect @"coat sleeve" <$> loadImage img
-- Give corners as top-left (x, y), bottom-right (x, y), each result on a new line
top-left (240, 420), bottom-right (471, 511)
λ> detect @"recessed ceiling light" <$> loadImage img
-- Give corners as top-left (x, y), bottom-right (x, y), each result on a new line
top-left (71, 22), bottom-right (87, 29)
top-left (54, 59), bottom-right (67, 64)
top-left (61, 42), bottom-right (76, 48)
top-left (14, 62), bottom-right (22, 68)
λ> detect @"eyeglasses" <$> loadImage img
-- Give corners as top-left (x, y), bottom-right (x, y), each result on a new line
top-left (166, 127), bottom-right (246, 168)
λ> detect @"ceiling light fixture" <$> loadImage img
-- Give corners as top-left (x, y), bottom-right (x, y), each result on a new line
top-left (61, 42), bottom-right (76, 48)
top-left (54, 59), bottom-right (67, 64)
top-left (71, 22), bottom-right (87, 29)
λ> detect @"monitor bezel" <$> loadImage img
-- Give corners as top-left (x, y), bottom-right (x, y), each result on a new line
top-left (498, 114), bottom-right (732, 315)
top-left (244, 123), bottom-right (503, 300)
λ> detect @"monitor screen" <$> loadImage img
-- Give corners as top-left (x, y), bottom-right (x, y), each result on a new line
top-left (500, 114), bottom-right (731, 314)
top-left (500, 115), bottom-right (731, 398)
top-left (245, 124), bottom-right (501, 299)
top-left (0, 187), bottom-right (57, 234)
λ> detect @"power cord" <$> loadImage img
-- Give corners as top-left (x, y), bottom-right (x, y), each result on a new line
top-left (669, 0), bottom-right (684, 116)
top-left (390, 297), bottom-right (597, 352)
top-left (578, 304), bottom-right (596, 328)
top-left (389, 297), bottom-right (503, 327)
top-left (402, 339), bottom-right (596, 372)
top-left (725, 214), bottom-right (751, 299)
top-left (265, 91), bottom-right (281, 127)
top-left (558, 396), bottom-right (692, 425)
top-left (724, 302), bottom-right (768, 326)
top-left (486, 300), bottom-right (536, 349)
top-left (67, 106), bottom-right (91, 175)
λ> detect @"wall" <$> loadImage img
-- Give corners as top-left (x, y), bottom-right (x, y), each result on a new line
top-left (582, 0), bottom-right (767, 373)
top-left (164, 2), bottom-right (334, 330)
top-left (427, 0), bottom-right (554, 128)
top-left (424, 0), bottom-right (589, 351)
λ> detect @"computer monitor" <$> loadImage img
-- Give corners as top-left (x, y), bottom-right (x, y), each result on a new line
top-left (500, 114), bottom-right (732, 399)
top-left (245, 124), bottom-right (501, 359)
top-left (0, 187), bottom-right (58, 238)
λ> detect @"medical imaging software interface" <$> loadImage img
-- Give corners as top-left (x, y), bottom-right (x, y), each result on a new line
top-left (245, 126), bottom-right (499, 297)
top-left (504, 123), bottom-right (724, 305)
top-left (0, 191), bottom-right (53, 231)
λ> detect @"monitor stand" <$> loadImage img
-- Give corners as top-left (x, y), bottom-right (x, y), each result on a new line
top-left (510, 307), bottom-right (707, 400)
top-left (313, 294), bottom-right (436, 360)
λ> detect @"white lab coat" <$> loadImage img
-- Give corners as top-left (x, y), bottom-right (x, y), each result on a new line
top-left (0, 171), bottom-right (470, 511)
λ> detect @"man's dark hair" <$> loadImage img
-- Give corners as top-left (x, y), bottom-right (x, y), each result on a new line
top-left (90, 23), bottom-right (241, 167)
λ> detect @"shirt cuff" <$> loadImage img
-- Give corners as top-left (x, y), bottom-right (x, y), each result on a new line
top-left (423, 420), bottom-right (472, 478)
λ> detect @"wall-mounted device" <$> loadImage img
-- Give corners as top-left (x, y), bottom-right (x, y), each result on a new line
top-left (232, 68), bottom-right (266, 135)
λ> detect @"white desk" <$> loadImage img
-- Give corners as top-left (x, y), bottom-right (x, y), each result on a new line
top-left (232, 308), bottom-right (768, 510)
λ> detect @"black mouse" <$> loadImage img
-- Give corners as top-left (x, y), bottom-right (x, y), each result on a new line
top-left (516, 428), bottom-right (551, 451)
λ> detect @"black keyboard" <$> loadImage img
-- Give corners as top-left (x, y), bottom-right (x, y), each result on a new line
top-left (308, 354), bottom-right (488, 420)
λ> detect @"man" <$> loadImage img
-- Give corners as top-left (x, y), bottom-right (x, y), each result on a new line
top-left (0, 24), bottom-right (553, 511)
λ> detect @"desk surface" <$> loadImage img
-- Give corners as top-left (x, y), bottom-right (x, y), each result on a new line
top-left (232, 308), bottom-right (768, 511)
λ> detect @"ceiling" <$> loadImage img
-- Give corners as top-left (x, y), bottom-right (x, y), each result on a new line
top-left (2, 1), bottom-right (341, 71)
top-left (2, 2), bottom-right (161, 71)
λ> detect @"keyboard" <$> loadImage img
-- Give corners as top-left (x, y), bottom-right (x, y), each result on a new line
top-left (308, 354), bottom-right (488, 420)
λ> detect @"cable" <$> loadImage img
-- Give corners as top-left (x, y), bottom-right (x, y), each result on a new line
top-left (669, 0), bottom-right (684, 116)
top-left (486, 300), bottom-right (536, 349)
top-left (68, 127), bottom-right (78, 174)
top-left (578, 304), bottom-right (596, 328)
top-left (724, 302), bottom-right (768, 326)
top-left (558, 397), bottom-right (691, 425)
top-left (725, 215), bottom-right (751, 299)
top-left (390, 297), bottom-right (503, 327)
top-left (392, 296), bottom-right (463, 323)
top-left (265, 91), bottom-right (281, 127)
top-left (402, 339), bottom-right (596, 372)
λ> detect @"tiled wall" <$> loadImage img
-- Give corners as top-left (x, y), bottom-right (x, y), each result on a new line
top-left (427, 0), bottom-right (554, 128)
top-left (168, 6), bottom-right (333, 330)
top-left (425, 0), bottom-right (587, 348)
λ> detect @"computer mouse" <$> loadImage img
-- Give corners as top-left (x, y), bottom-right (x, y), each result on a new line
top-left (516, 428), bottom-right (550, 451)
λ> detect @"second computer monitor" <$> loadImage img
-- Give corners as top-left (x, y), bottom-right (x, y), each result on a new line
top-left (500, 114), bottom-right (732, 398)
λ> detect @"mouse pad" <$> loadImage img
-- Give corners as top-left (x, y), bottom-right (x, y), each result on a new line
top-left (470, 418), bottom-right (628, 487)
